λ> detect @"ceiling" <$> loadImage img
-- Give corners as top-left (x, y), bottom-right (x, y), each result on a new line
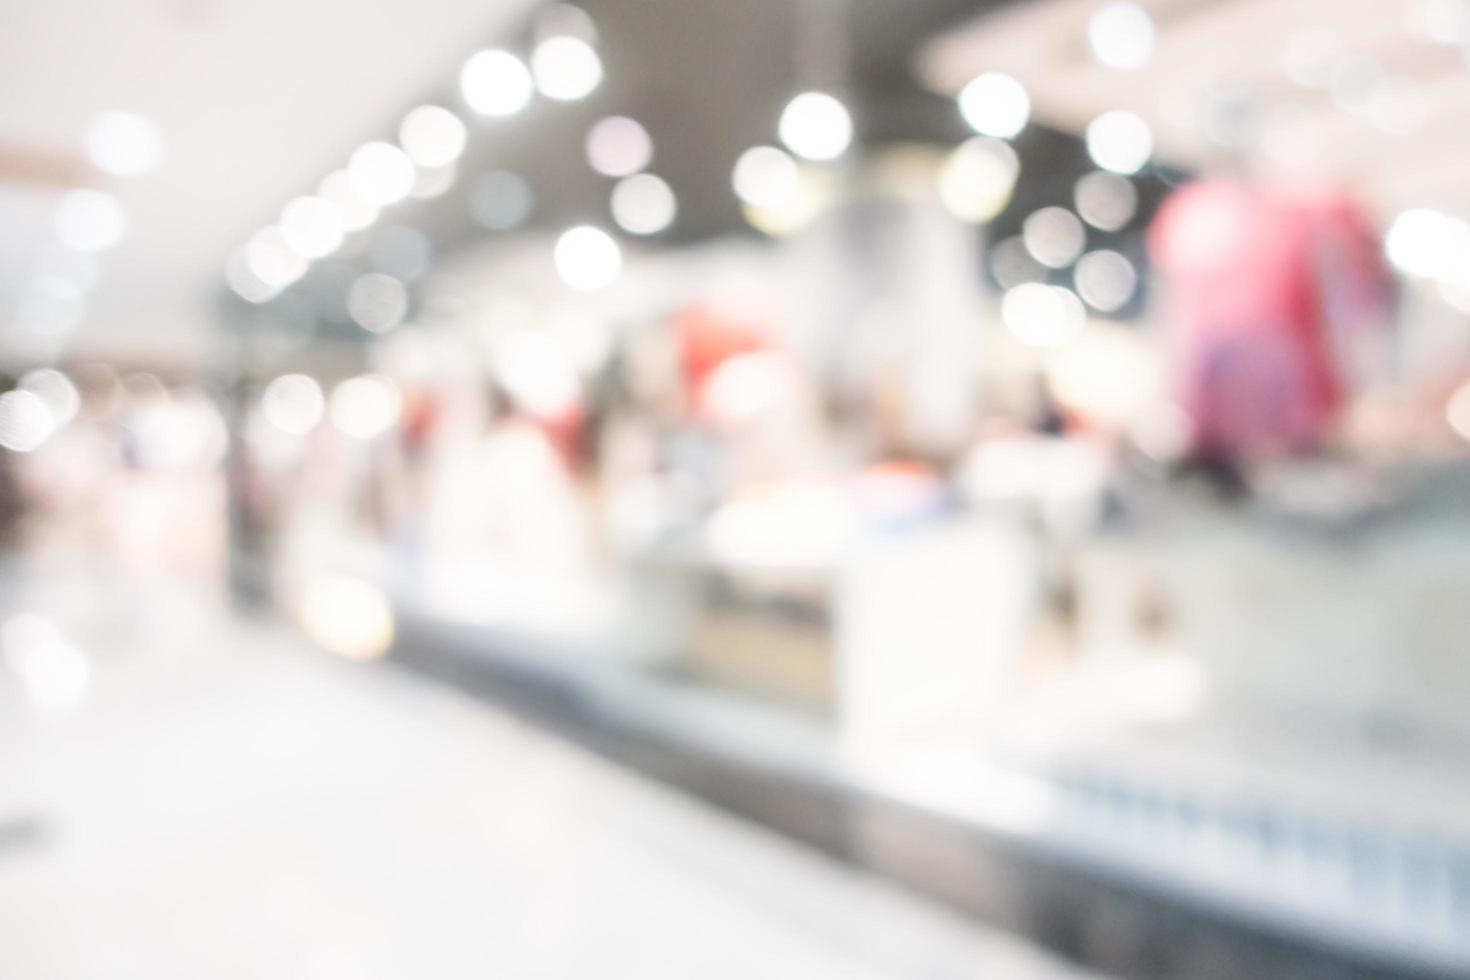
top-left (919, 0), bottom-right (1470, 220)
top-left (0, 0), bottom-right (541, 366)
top-left (1, 0), bottom-right (1003, 368)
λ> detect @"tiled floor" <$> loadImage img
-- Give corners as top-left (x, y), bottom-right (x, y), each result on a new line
top-left (0, 554), bottom-right (1102, 980)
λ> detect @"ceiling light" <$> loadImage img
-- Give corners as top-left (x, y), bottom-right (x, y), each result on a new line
top-left (399, 105), bottom-right (467, 167)
top-left (319, 170), bottom-right (380, 232)
top-left (262, 374), bottom-right (324, 435)
top-left (460, 50), bottom-right (534, 116)
top-left (54, 190), bottom-right (125, 252)
top-left (1074, 249), bottom-right (1138, 312)
top-left (279, 195), bottom-right (345, 259)
top-left (958, 73), bottom-right (1030, 139)
top-left (347, 273), bottom-right (409, 333)
top-left (349, 142), bottom-right (415, 206)
top-left (938, 137), bottom-right (1019, 222)
top-left (1086, 110), bottom-right (1153, 174)
top-left (554, 226), bottom-right (621, 291)
top-left (778, 91), bottom-right (853, 161)
top-left (586, 116), bottom-right (653, 177)
top-left (531, 36), bottom-right (603, 101)
top-left (1088, 3), bottom-right (1155, 70)
top-left (1002, 283), bottom-right (1086, 349)
top-left (86, 111), bottom-right (162, 176)
top-left (1022, 207), bottom-right (1086, 269)
top-left (611, 173), bottom-right (676, 235)
top-left (732, 146), bottom-right (799, 208)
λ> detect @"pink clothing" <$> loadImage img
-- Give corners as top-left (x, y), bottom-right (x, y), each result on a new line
top-left (1149, 179), bottom-right (1388, 458)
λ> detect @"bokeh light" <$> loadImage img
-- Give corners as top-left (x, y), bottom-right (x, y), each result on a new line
top-left (19, 369), bottom-right (80, 431)
top-left (586, 116), bottom-right (654, 177)
top-left (279, 195), bottom-right (345, 259)
top-left (1074, 249), bottom-right (1138, 312)
top-left (1, 614), bottom-right (89, 711)
top-left (778, 91), bottom-right (853, 162)
top-left (958, 73), bottom-right (1030, 139)
top-left (330, 374), bottom-right (402, 440)
top-left (1088, 3), bottom-right (1155, 70)
top-left (86, 111), bottom-right (162, 176)
top-left (347, 273), bottom-right (410, 333)
top-left (938, 137), bottom-right (1019, 222)
top-left (1385, 208), bottom-right (1470, 281)
top-left (319, 170), bottom-right (380, 232)
top-left (611, 173), bottom-right (677, 235)
top-left (55, 189), bottom-right (126, 253)
top-left (1074, 171), bottom-right (1138, 231)
top-left (460, 50), bottom-right (534, 116)
top-left (554, 226), bottom-right (622, 291)
top-left (243, 227), bottom-right (308, 290)
top-left (531, 36), bottom-right (603, 101)
top-left (732, 146), bottom-right (799, 208)
top-left (261, 374), bottom-right (325, 435)
top-left (990, 235), bottom-right (1046, 289)
top-left (348, 142), bottom-right (415, 206)
top-left (296, 575), bottom-right (395, 661)
top-left (398, 105), bottom-right (468, 168)
top-left (1022, 207), bottom-right (1087, 269)
top-left (1086, 111), bottom-right (1153, 175)
top-left (1001, 282), bottom-right (1086, 349)
top-left (0, 390), bottom-right (55, 453)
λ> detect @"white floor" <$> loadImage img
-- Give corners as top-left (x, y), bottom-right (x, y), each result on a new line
top-left (0, 554), bottom-right (1103, 980)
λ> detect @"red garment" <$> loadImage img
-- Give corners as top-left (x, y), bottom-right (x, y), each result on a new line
top-left (1148, 179), bottom-right (1388, 458)
top-left (673, 302), bottom-right (771, 396)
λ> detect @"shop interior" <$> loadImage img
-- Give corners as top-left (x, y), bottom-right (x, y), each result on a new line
top-left (3, 1), bottom-right (1470, 977)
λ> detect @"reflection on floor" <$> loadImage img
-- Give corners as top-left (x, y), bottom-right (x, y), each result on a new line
top-left (0, 553), bottom-right (1103, 980)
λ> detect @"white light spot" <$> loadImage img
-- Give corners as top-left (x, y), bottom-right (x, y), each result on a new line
top-left (86, 111), bottom-right (162, 176)
top-left (1086, 110), bottom-right (1153, 174)
top-left (554, 225), bottom-right (621, 291)
top-left (493, 329), bottom-right (581, 417)
top-left (1385, 208), bottom-right (1470, 281)
top-left (297, 576), bottom-right (394, 661)
top-left (244, 227), bottom-right (308, 289)
top-left (531, 36), bottom-right (603, 101)
top-left (262, 374), bottom-right (324, 435)
top-left (348, 142), bottom-right (415, 206)
top-left (0, 390), bottom-right (55, 452)
top-left (1022, 207), bottom-right (1086, 269)
top-left (1088, 2), bottom-right (1155, 70)
top-left (319, 170), bottom-right (380, 232)
top-left (460, 50), bottom-right (534, 117)
top-left (398, 105), bottom-right (467, 168)
top-left (990, 236), bottom-right (1045, 289)
top-left (732, 145), bottom-right (799, 208)
top-left (279, 196), bottom-right (345, 259)
top-left (18, 369), bottom-right (79, 430)
top-left (347, 273), bottom-right (409, 333)
top-left (938, 137), bottom-right (1019, 222)
top-left (410, 163), bottom-right (456, 199)
top-left (54, 190), bottom-right (125, 252)
top-left (330, 375), bottom-right (402, 440)
top-left (1074, 170), bottom-right (1138, 231)
top-left (958, 73), bottom-right (1030, 139)
top-left (1074, 249), bottom-right (1138, 312)
top-left (1447, 379), bottom-right (1470, 440)
top-left (1001, 283), bottom-right (1086, 349)
top-left (586, 116), bottom-right (653, 177)
top-left (611, 173), bottom-right (676, 235)
top-left (778, 91), bottom-right (853, 162)
top-left (2, 614), bottom-right (89, 711)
